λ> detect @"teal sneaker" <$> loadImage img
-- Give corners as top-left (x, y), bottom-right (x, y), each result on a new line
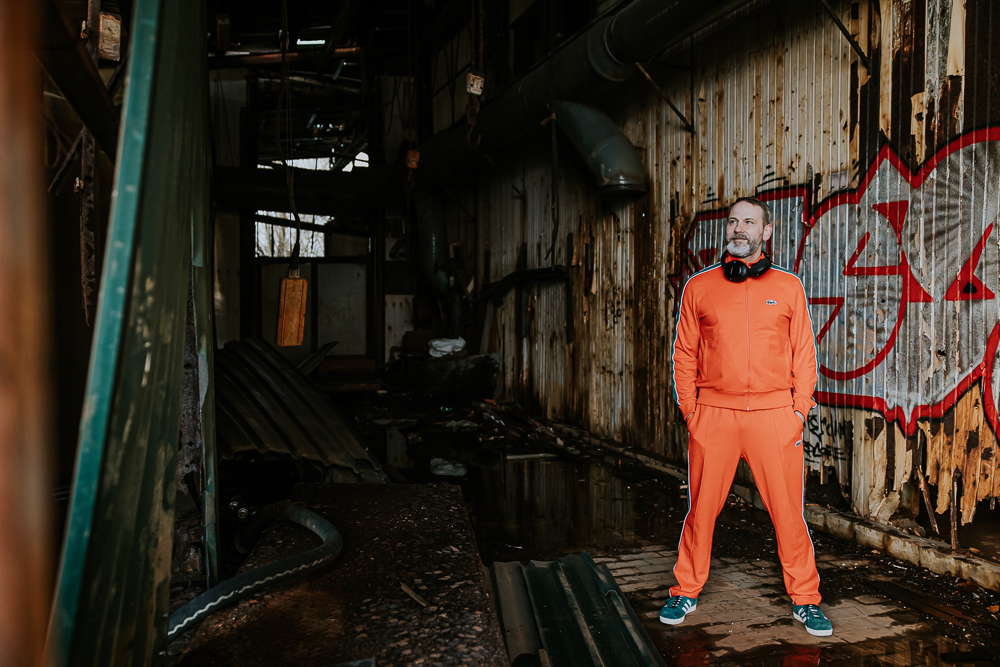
top-left (792, 604), bottom-right (833, 636)
top-left (659, 595), bottom-right (697, 625)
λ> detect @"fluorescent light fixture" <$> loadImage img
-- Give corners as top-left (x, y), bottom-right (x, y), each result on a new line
top-left (296, 39), bottom-right (326, 46)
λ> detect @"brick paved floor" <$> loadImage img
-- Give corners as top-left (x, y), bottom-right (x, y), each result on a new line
top-left (596, 546), bottom-right (935, 663)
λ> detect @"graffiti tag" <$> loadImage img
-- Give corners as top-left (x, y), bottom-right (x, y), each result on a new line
top-left (677, 129), bottom-right (1000, 441)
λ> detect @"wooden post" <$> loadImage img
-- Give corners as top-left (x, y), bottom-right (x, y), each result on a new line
top-left (915, 466), bottom-right (941, 536)
top-left (0, 2), bottom-right (53, 665)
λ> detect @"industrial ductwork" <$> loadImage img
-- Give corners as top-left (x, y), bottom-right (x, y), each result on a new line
top-left (419, 0), bottom-right (750, 183)
top-left (553, 100), bottom-right (646, 195)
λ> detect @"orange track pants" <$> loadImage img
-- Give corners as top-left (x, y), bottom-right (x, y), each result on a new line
top-left (669, 404), bottom-right (821, 605)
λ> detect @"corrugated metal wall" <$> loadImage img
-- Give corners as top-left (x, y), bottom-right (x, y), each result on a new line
top-left (472, 0), bottom-right (1000, 527)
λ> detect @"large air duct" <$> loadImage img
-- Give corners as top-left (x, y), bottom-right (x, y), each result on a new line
top-left (553, 100), bottom-right (646, 195)
top-left (419, 0), bottom-right (750, 183)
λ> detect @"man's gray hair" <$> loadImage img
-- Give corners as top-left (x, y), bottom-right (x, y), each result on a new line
top-left (729, 196), bottom-right (772, 226)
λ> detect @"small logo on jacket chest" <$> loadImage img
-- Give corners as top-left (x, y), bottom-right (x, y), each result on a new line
top-left (766, 299), bottom-right (777, 305)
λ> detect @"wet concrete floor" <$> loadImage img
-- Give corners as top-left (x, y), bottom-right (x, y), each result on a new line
top-left (349, 401), bottom-right (1000, 666)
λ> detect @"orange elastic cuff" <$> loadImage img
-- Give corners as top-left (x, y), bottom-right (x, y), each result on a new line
top-left (792, 398), bottom-right (814, 417)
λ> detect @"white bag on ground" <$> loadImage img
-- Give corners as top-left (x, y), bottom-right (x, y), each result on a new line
top-left (428, 337), bottom-right (466, 357)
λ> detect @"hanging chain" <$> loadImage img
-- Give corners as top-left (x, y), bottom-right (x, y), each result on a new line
top-left (405, 0), bottom-right (418, 191)
top-left (79, 134), bottom-right (97, 322)
top-left (406, 0), bottom-right (415, 147)
top-left (78, 0), bottom-right (101, 324)
top-left (275, 0), bottom-right (302, 269)
top-left (546, 0), bottom-right (558, 263)
top-left (464, 0), bottom-right (484, 147)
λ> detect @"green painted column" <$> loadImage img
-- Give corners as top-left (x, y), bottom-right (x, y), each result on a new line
top-left (47, 0), bottom-right (211, 664)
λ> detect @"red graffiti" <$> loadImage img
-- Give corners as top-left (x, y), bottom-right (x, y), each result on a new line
top-left (676, 128), bottom-right (1000, 437)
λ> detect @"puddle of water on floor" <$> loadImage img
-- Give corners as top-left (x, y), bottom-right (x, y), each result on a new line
top-left (371, 424), bottom-right (1000, 665)
top-left (376, 426), bottom-right (686, 563)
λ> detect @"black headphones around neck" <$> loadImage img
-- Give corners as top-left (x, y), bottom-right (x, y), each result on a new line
top-left (721, 251), bottom-right (772, 283)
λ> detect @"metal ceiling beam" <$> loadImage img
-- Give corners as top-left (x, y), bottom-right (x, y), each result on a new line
top-left (36, 0), bottom-right (119, 156)
top-left (254, 213), bottom-right (370, 238)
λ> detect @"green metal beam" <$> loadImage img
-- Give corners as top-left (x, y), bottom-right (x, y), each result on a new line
top-left (47, 0), bottom-right (212, 662)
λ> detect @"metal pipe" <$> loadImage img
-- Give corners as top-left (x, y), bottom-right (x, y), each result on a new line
top-left (505, 453), bottom-right (560, 461)
top-left (415, 191), bottom-right (450, 293)
top-left (634, 63), bottom-right (693, 133)
top-left (817, 0), bottom-right (871, 71)
top-left (552, 100), bottom-right (647, 195)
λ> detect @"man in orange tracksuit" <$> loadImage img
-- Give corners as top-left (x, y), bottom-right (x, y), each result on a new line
top-left (660, 196), bottom-right (833, 637)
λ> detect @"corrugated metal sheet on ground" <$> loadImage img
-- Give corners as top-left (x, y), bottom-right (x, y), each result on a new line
top-left (492, 553), bottom-right (666, 667)
top-left (214, 337), bottom-right (387, 483)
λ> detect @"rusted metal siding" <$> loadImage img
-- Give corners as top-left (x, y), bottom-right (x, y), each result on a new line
top-left (473, 0), bottom-right (1000, 529)
top-left (477, 147), bottom-right (579, 422)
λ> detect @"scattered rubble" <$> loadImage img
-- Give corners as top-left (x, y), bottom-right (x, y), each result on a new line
top-left (172, 484), bottom-right (506, 667)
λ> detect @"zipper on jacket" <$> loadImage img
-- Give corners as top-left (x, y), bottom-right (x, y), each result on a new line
top-left (745, 281), bottom-right (751, 411)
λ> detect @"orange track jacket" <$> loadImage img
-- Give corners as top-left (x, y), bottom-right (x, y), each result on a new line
top-left (672, 263), bottom-right (818, 419)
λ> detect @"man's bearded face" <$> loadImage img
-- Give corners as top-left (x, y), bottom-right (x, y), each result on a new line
top-left (726, 201), bottom-right (771, 259)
